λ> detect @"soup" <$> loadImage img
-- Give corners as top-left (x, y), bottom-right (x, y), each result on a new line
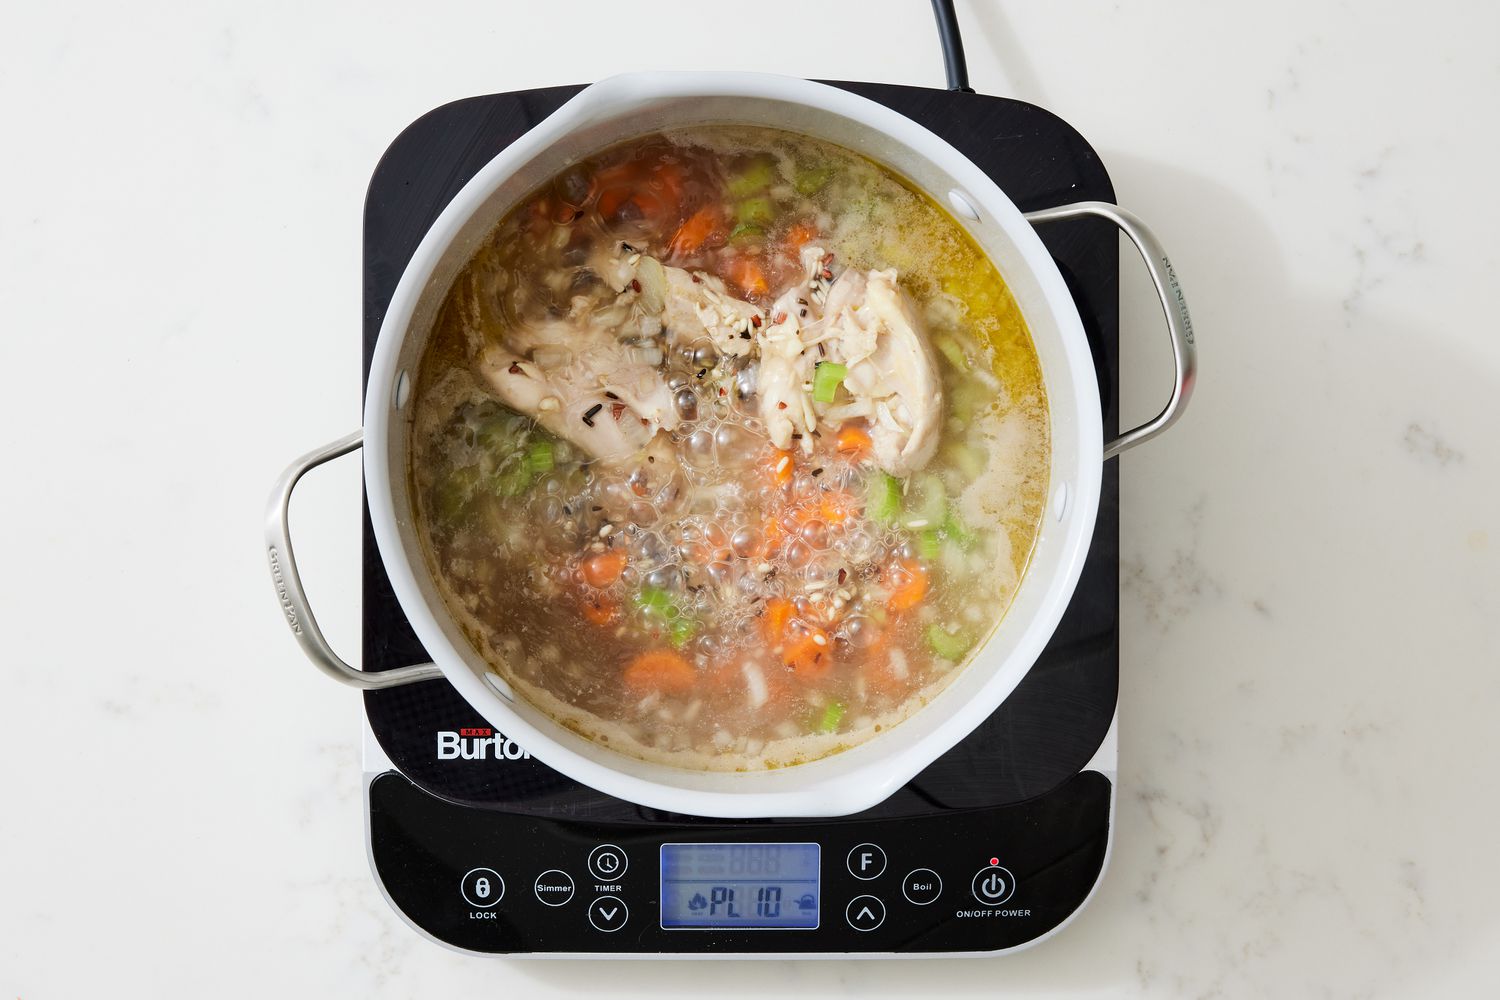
top-left (408, 125), bottom-right (1049, 770)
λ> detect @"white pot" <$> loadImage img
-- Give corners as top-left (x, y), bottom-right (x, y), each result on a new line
top-left (267, 72), bottom-right (1194, 819)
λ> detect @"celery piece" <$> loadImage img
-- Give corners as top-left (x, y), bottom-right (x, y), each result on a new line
top-left (726, 157), bottom-right (777, 198)
top-left (812, 361), bottom-right (848, 404)
top-left (525, 437), bottom-right (555, 477)
top-left (866, 472), bottom-right (902, 524)
top-left (793, 164), bottom-right (834, 196)
top-left (492, 461), bottom-right (533, 497)
top-left (729, 222), bottom-right (764, 243)
top-left (817, 701), bottom-right (846, 733)
top-left (634, 585), bottom-right (675, 617)
top-left (913, 473), bottom-right (947, 524)
top-left (917, 529), bottom-right (943, 561)
top-left (943, 507), bottom-right (979, 551)
top-left (668, 616), bottom-right (698, 648)
top-left (933, 334), bottom-right (970, 372)
top-left (942, 440), bottom-right (986, 482)
top-left (434, 465), bottom-right (479, 521)
top-left (734, 196), bottom-right (775, 227)
top-left (926, 624), bottom-right (974, 662)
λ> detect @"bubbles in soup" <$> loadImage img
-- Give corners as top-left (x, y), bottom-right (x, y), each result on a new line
top-left (408, 126), bottom-right (1049, 769)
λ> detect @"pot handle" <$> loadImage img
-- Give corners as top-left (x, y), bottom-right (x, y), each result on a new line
top-left (265, 430), bottom-right (444, 690)
top-left (1023, 201), bottom-right (1197, 460)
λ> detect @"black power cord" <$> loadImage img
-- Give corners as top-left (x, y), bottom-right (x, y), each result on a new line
top-left (929, 0), bottom-right (973, 92)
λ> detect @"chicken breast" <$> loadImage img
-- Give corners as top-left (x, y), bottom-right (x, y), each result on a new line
top-left (476, 319), bottom-right (678, 465)
top-left (755, 247), bottom-right (942, 475)
top-left (596, 246), bottom-right (763, 359)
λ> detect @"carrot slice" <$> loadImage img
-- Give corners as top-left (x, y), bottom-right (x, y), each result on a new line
top-left (581, 591), bottom-right (619, 627)
top-left (836, 425), bottom-right (873, 456)
top-left (581, 550), bottom-right (627, 588)
top-left (727, 256), bottom-right (770, 298)
top-left (761, 449), bottom-right (794, 488)
top-left (884, 558), bottom-right (929, 613)
top-left (818, 489), bottom-right (859, 525)
top-left (782, 631), bottom-right (833, 680)
top-left (761, 597), bottom-right (794, 644)
top-left (784, 221), bottom-right (819, 251)
top-left (669, 206), bottom-right (722, 257)
top-left (623, 650), bottom-right (696, 694)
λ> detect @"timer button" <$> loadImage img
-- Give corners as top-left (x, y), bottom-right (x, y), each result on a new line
top-left (971, 865), bottom-right (1016, 905)
top-left (587, 895), bottom-right (629, 932)
top-left (460, 868), bottom-right (504, 908)
top-left (845, 894), bottom-right (886, 931)
top-left (588, 844), bottom-right (628, 880)
top-left (901, 868), bottom-right (942, 905)
top-left (846, 843), bottom-right (887, 880)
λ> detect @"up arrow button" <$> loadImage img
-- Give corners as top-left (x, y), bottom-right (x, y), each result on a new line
top-left (844, 894), bottom-right (886, 932)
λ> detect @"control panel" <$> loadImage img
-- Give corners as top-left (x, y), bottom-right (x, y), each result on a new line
top-left (367, 768), bottom-right (1110, 955)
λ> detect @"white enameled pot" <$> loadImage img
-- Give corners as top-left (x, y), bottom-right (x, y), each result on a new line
top-left (267, 72), bottom-right (1194, 819)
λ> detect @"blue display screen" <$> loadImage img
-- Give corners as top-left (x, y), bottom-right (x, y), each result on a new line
top-left (660, 843), bottom-right (820, 929)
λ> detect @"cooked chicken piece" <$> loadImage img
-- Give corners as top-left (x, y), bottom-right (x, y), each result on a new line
top-left (754, 245), bottom-right (830, 452)
top-left (476, 319), bottom-right (678, 464)
top-left (596, 246), bottom-right (763, 359)
top-left (755, 247), bottom-right (942, 475)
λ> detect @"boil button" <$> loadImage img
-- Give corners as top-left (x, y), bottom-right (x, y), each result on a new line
top-left (902, 868), bottom-right (942, 905)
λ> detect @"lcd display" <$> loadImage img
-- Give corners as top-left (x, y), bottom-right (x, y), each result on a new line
top-left (660, 843), bottom-right (820, 929)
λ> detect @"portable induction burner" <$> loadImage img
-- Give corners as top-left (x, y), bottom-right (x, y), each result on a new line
top-left (359, 81), bottom-right (1120, 957)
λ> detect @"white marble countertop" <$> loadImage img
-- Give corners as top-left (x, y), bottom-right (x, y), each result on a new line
top-left (3, 0), bottom-right (1497, 995)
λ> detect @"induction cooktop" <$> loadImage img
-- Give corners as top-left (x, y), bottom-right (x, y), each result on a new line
top-left (354, 79), bottom-right (1122, 957)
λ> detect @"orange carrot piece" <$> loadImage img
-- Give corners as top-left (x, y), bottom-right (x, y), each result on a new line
top-left (623, 650), bottom-right (696, 694)
top-left (760, 449), bottom-right (794, 488)
top-left (884, 559), bottom-right (929, 613)
top-left (784, 221), bottom-right (819, 250)
top-left (783, 631), bottom-right (833, 680)
top-left (581, 591), bottom-right (619, 627)
top-left (836, 425), bottom-right (873, 456)
top-left (818, 489), bottom-right (859, 525)
top-left (670, 206), bottom-right (722, 257)
top-left (728, 256), bottom-right (770, 297)
top-left (762, 597), bottom-right (794, 644)
top-left (581, 550), bottom-right (627, 588)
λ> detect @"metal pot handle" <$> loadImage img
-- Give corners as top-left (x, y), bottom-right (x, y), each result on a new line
top-left (1023, 201), bottom-right (1197, 460)
top-left (266, 430), bottom-right (443, 690)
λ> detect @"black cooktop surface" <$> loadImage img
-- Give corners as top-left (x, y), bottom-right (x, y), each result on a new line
top-left (360, 82), bottom-right (1119, 825)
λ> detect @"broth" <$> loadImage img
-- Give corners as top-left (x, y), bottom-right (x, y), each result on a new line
top-left (408, 125), bottom-right (1049, 769)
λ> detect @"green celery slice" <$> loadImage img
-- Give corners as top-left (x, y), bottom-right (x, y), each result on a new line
top-left (866, 472), bottom-right (902, 524)
top-left (926, 624), bottom-right (974, 662)
top-left (812, 361), bottom-right (848, 404)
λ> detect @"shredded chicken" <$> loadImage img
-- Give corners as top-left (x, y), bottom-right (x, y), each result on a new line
top-left (476, 319), bottom-right (678, 464)
top-left (597, 246), bottom-right (763, 358)
top-left (755, 246), bottom-right (942, 474)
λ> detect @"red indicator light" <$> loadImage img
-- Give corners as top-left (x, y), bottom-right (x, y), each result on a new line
top-left (990, 857), bottom-right (999, 866)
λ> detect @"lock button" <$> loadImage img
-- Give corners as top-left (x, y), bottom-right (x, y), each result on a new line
top-left (461, 867), bottom-right (505, 908)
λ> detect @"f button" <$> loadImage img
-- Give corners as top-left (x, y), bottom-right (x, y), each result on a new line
top-left (847, 843), bottom-right (887, 880)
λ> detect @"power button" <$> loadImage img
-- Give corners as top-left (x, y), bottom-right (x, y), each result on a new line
top-left (971, 865), bottom-right (1016, 905)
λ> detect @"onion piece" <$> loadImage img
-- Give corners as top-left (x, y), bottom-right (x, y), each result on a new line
top-left (742, 661), bottom-right (769, 708)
